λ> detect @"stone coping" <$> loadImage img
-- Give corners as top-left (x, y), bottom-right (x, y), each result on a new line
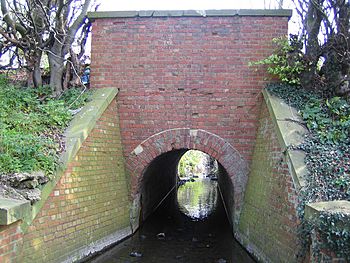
top-left (0, 88), bottom-right (119, 228)
top-left (305, 201), bottom-right (350, 230)
top-left (264, 91), bottom-right (350, 231)
top-left (88, 9), bottom-right (292, 19)
top-left (0, 198), bottom-right (31, 225)
top-left (263, 89), bottom-right (308, 190)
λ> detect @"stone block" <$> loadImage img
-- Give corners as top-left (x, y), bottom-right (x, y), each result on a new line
top-left (153, 10), bottom-right (184, 17)
top-left (305, 200), bottom-right (350, 230)
top-left (0, 198), bottom-right (31, 225)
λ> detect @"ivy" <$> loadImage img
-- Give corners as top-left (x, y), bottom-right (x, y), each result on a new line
top-left (317, 212), bottom-right (350, 259)
top-left (267, 83), bottom-right (350, 261)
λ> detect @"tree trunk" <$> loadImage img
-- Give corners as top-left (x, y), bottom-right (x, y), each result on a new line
top-left (300, 0), bottom-right (324, 90)
top-left (63, 61), bottom-right (71, 91)
top-left (26, 51), bottom-right (42, 88)
top-left (48, 52), bottom-right (64, 96)
top-left (32, 59), bottom-right (42, 87)
top-left (69, 50), bottom-right (83, 87)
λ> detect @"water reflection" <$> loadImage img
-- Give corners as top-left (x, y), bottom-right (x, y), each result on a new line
top-left (85, 195), bottom-right (255, 263)
top-left (84, 149), bottom-right (255, 263)
top-left (177, 178), bottom-right (218, 220)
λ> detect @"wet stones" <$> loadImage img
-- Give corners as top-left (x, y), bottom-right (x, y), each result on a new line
top-left (156, 232), bottom-right (166, 240)
top-left (129, 251), bottom-right (142, 257)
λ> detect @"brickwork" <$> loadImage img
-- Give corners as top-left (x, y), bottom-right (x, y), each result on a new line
top-left (16, 98), bottom-right (130, 263)
top-left (90, 15), bottom-right (289, 166)
top-left (126, 128), bottom-right (248, 226)
top-left (238, 101), bottom-right (300, 262)
top-left (0, 13), bottom-right (295, 263)
top-left (0, 222), bottom-right (23, 263)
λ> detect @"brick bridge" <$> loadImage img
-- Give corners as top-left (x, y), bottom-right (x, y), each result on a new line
top-left (1, 9), bottom-right (308, 263)
top-left (89, 9), bottom-right (290, 228)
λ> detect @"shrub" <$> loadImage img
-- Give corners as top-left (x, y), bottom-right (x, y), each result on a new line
top-left (250, 36), bottom-right (305, 85)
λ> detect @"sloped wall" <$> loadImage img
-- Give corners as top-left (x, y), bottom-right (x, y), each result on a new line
top-left (0, 89), bottom-right (131, 263)
top-left (237, 93), bottom-right (302, 262)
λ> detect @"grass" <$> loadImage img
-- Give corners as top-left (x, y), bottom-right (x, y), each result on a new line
top-left (0, 75), bottom-right (91, 177)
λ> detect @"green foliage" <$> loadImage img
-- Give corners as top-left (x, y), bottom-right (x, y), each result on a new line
top-left (268, 83), bottom-right (350, 260)
top-left (0, 74), bottom-right (9, 86)
top-left (178, 150), bottom-right (204, 178)
top-left (250, 36), bottom-right (305, 85)
top-left (59, 87), bottom-right (91, 109)
top-left (0, 75), bottom-right (91, 176)
top-left (317, 212), bottom-right (350, 259)
top-left (0, 132), bottom-right (57, 174)
top-left (301, 97), bottom-right (350, 143)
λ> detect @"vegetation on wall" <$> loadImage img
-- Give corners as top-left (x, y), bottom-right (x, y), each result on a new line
top-left (267, 83), bottom-right (350, 260)
top-left (249, 36), bottom-right (305, 85)
top-left (0, 75), bottom-right (90, 176)
top-left (256, 6), bottom-right (350, 257)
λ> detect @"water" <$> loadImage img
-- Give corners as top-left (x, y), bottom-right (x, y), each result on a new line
top-left (177, 177), bottom-right (218, 220)
top-left (85, 192), bottom-right (255, 263)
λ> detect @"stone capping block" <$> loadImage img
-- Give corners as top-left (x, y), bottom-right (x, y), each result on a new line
top-left (0, 198), bottom-right (31, 225)
top-left (262, 89), bottom-right (308, 190)
top-left (16, 87), bottom-right (118, 231)
top-left (61, 87), bottom-right (118, 165)
top-left (305, 201), bottom-right (350, 230)
top-left (88, 9), bottom-right (292, 19)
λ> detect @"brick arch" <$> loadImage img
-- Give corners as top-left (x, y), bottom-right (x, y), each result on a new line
top-left (126, 128), bottom-right (249, 230)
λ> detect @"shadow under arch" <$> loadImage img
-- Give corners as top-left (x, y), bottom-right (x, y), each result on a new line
top-left (126, 128), bottom-right (249, 233)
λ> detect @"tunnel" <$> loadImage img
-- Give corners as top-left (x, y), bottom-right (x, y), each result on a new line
top-left (88, 128), bottom-right (253, 262)
top-left (89, 148), bottom-right (255, 262)
top-left (139, 149), bottom-right (235, 227)
top-left (127, 128), bottom-right (248, 237)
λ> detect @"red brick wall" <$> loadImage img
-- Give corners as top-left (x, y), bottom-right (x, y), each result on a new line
top-left (90, 15), bottom-right (289, 164)
top-left (238, 101), bottom-right (300, 262)
top-left (0, 222), bottom-right (23, 263)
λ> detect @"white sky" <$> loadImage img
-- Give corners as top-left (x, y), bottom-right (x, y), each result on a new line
top-left (98, 0), bottom-right (294, 11)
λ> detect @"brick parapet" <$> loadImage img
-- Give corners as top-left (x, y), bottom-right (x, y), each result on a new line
top-left (90, 14), bottom-right (289, 164)
top-left (88, 9), bottom-right (292, 19)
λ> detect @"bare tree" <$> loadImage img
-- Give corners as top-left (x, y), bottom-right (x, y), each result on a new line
top-left (0, 0), bottom-right (95, 95)
top-left (293, 0), bottom-right (350, 96)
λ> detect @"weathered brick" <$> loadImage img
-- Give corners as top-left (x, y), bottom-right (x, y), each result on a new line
top-left (3, 99), bottom-right (132, 263)
top-left (238, 101), bottom-right (300, 262)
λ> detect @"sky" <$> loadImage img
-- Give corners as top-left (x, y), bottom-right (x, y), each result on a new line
top-left (98, 0), bottom-right (294, 11)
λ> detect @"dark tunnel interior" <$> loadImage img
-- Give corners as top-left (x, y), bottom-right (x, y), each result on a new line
top-left (139, 149), bottom-right (234, 225)
top-left (86, 149), bottom-right (255, 263)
